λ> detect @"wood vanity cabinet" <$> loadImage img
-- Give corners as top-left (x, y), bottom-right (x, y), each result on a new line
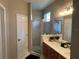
top-left (43, 42), bottom-right (66, 59)
top-left (49, 46), bottom-right (58, 59)
top-left (58, 54), bottom-right (66, 59)
top-left (43, 42), bottom-right (50, 59)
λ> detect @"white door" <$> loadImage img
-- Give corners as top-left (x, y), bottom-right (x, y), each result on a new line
top-left (17, 14), bottom-right (28, 59)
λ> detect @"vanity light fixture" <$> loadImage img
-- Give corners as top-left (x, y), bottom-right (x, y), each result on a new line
top-left (59, 7), bottom-right (73, 16)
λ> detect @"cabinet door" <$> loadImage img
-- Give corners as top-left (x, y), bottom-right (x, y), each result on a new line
top-left (43, 42), bottom-right (66, 59)
top-left (43, 43), bottom-right (50, 59)
top-left (49, 47), bottom-right (58, 59)
top-left (58, 54), bottom-right (66, 59)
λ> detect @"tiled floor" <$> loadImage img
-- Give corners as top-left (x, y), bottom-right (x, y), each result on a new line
top-left (40, 54), bottom-right (45, 59)
top-left (31, 52), bottom-right (45, 59)
top-left (26, 54), bottom-right (40, 59)
top-left (20, 52), bottom-right (30, 59)
top-left (20, 51), bottom-right (45, 59)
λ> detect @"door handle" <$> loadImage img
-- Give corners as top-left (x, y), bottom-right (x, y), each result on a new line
top-left (18, 39), bottom-right (21, 42)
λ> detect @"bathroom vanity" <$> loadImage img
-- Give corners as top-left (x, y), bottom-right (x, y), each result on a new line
top-left (42, 35), bottom-right (70, 59)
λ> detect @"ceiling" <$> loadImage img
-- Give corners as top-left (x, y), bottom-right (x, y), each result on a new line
top-left (26, 0), bottom-right (55, 10)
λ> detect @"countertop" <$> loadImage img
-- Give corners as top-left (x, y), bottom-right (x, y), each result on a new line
top-left (42, 37), bottom-right (70, 59)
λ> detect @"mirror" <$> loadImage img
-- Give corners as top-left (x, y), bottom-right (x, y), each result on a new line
top-left (53, 15), bottom-right (72, 42)
top-left (53, 17), bottom-right (63, 34)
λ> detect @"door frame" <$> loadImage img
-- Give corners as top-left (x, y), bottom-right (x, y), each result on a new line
top-left (0, 3), bottom-right (8, 59)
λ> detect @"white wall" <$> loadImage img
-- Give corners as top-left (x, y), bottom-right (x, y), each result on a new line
top-left (0, 0), bottom-right (28, 59)
top-left (8, 0), bottom-right (28, 59)
top-left (64, 15), bottom-right (72, 42)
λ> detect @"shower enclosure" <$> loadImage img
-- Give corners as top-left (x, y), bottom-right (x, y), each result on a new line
top-left (32, 20), bottom-right (41, 55)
